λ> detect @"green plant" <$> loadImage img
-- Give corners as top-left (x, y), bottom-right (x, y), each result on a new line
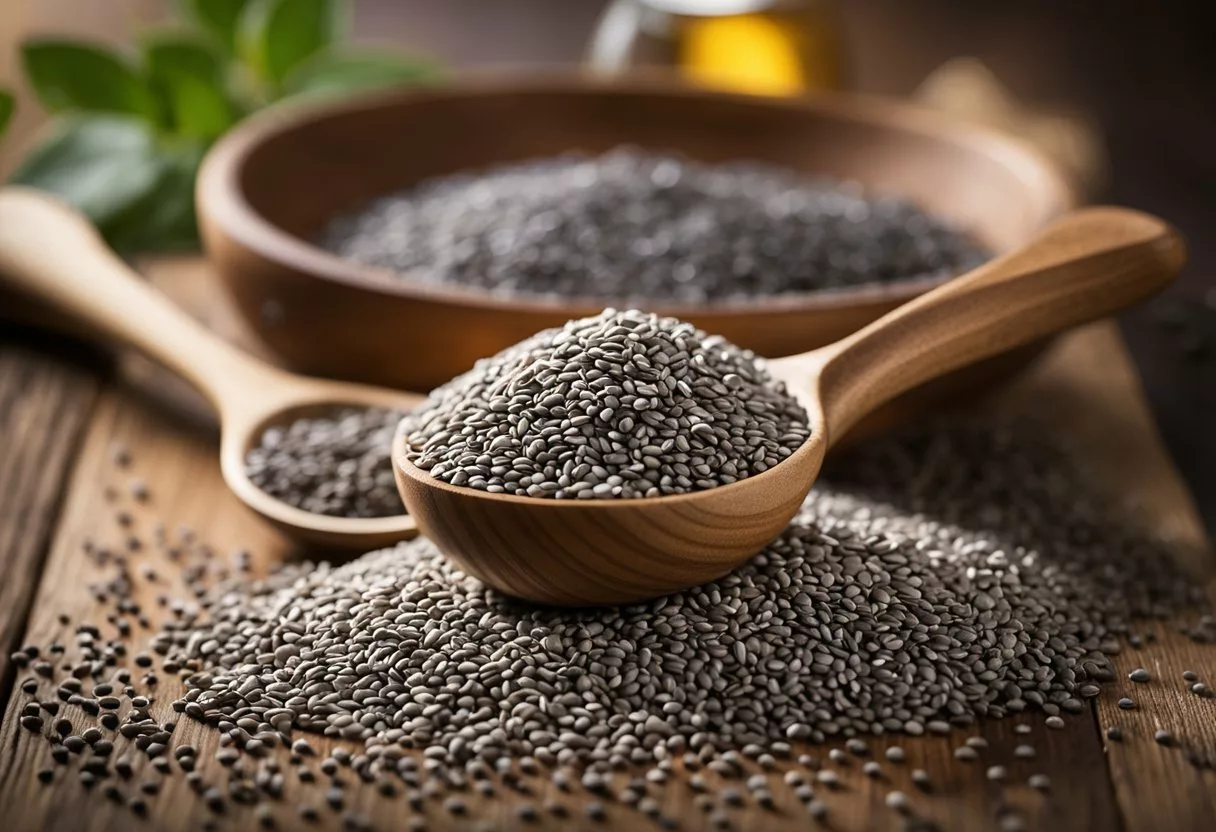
top-left (0, 89), bottom-right (14, 141)
top-left (11, 0), bottom-right (441, 252)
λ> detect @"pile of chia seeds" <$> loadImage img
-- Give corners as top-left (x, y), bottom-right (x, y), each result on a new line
top-left (244, 407), bottom-right (406, 518)
top-left (399, 308), bottom-right (810, 499)
top-left (163, 419), bottom-right (1207, 776)
top-left (320, 148), bottom-right (990, 304)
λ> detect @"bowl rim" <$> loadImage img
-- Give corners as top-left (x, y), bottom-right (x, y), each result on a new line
top-left (196, 72), bottom-right (1078, 317)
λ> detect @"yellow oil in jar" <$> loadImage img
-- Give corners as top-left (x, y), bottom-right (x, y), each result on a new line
top-left (676, 2), bottom-right (844, 96)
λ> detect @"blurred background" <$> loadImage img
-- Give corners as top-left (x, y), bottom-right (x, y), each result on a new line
top-left (1, 0), bottom-right (1213, 526)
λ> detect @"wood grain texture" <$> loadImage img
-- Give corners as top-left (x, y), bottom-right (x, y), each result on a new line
top-left (197, 77), bottom-right (1073, 392)
top-left (995, 326), bottom-right (1216, 832)
top-left (394, 207), bottom-right (1183, 605)
top-left (0, 340), bottom-right (98, 710)
top-left (0, 251), bottom-right (1213, 830)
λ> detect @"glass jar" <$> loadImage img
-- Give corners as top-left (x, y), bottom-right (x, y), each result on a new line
top-left (586, 0), bottom-right (846, 96)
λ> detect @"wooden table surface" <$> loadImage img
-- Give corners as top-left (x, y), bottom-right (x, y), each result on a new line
top-left (0, 261), bottom-right (1213, 831)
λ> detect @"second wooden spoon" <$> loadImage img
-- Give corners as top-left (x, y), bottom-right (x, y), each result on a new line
top-left (0, 188), bottom-right (423, 550)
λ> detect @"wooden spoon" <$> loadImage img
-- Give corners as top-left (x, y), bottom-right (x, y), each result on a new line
top-left (394, 206), bottom-right (1185, 605)
top-left (0, 188), bottom-right (423, 550)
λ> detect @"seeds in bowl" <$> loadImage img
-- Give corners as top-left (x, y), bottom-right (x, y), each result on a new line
top-left (319, 147), bottom-right (990, 304)
top-left (398, 308), bottom-right (811, 499)
top-left (244, 406), bottom-right (406, 518)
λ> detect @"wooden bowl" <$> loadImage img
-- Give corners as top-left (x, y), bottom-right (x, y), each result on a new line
top-left (197, 76), bottom-right (1075, 396)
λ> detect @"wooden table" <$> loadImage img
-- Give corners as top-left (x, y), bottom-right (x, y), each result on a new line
top-left (0, 260), bottom-right (1214, 831)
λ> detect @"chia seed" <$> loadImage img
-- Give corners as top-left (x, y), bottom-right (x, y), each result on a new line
top-left (245, 407), bottom-right (406, 518)
top-left (320, 148), bottom-right (988, 305)
top-left (401, 309), bottom-right (810, 499)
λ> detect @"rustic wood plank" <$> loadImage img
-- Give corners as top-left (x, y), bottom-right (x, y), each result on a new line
top-left (0, 337), bottom-right (99, 710)
top-left (986, 324), bottom-right (1216, 832)
top-left (0, 388), bottom-right (292, 832)
top-left (1098, 624), bottom-right (1216, 832)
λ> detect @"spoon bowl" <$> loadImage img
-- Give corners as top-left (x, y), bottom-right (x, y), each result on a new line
top-left (0, 188), bottom-right (423, 550)
top-left (394, 206), bottom-right (1185, 604)
top-left (393, 419), bottom-right (828, 603)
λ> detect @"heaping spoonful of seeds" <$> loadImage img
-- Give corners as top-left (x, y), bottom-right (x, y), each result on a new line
top-left (0, 188), bottom-right (422, 550)
top-left (393, 206), bottom-right (1184, 604)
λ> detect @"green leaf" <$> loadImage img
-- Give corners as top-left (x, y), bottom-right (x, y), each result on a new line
top-left (163, 72), bottom-right (238, 138)
top-left (238, 0), bottom-right (342, 88)
top-left (283, 50), bottom-right (444, 98)
top-left (103, 142), bottom-right (206, 251)
top-left (145, 33), bottom-right (225, 84)
top-left (144, 33), bottom-right (238, 138)
top-left (21, 40), bottom-right (160, 123)
top-left (182, 0), bottom-right (249, 53)
top-left (0, 90), bottom-right (14, 140)
top-left (10, 115), bottom-right (167, 232)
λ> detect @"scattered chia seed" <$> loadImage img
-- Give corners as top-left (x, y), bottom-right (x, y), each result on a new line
top-left (885, 791), bottom-right (911, 812)
top-left (953, 746), bottom-right (978, 762)
top-left (1183, 670), bottom-right (1198, 681)
top-left (1154, 730), bottom-right (1174, 745)
top-left (846, 738), bottom-right (869, 755)
top-left (245, 407), bottom-right (406, 518)
top-left (400, 308), bottom-right (810, 499)
top-left (320, 148), bottom-right (988, 304)
top-left (986, 766), bottom-right (1007, 782)
top-left (1129, 668), bottom-right (1151, 682)
top-left (109, 444), bottom-right (131, 468)
top-left (1118, 698), bottom-right (1136, 710)
top-left (1106, 726), bottom-right (1124, 741)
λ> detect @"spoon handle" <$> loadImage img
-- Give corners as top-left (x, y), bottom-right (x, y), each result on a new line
top-left (810, 206), bottom-right (1184, 439)
top-left (0, 187), bottom-right (280, 409)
